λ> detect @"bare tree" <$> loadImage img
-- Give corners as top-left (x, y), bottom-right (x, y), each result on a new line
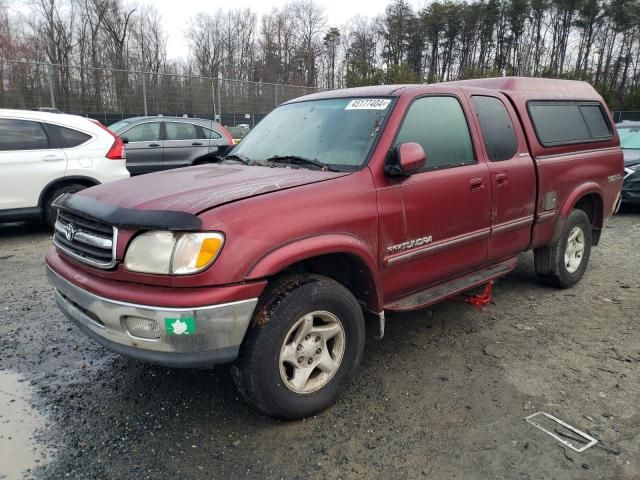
top-left (291, 0), bottom-right (327, 86)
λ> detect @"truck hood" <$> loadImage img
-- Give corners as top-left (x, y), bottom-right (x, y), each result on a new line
top-left (79, 164), bottom-right (350, 214)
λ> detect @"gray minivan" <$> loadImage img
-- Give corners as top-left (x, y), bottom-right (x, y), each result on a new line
top-left (109, 117), bottom-right (234, 175)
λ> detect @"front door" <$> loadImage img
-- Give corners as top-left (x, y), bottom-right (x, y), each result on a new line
top-left (378, 95), bottom-right (492, 303)
top-left (468, 94), bottom-right (536, 260)
top-left (121, 121), bottom-right (163, 175)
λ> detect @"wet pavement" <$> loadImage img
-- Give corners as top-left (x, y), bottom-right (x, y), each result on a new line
top-left (1, 210), bottom-right (639, 479)
top-left (0, 371), bottom-right (53, 479)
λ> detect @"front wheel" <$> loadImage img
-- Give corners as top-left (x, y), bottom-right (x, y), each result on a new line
top-left (231, 275), bottom-right (365, 419)
top-left (534, 209), bottom-right (592, 288)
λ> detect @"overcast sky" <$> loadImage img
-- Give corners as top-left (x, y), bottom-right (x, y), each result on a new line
top-left (136, 0), bottom-right (428, 60)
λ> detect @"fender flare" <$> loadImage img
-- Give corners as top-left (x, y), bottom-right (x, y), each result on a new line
top-left (245, 233), bottom-right (383, 311)
top-left (551, 182), bottom-right (604, 244)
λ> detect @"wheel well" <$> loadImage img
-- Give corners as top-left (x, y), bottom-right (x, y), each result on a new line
top-left (277, 253), bottom-right (379, 313)
top-left (38, 177), bottom-right (99, 209)
top-left (573, 193), bottom-right (603, 245)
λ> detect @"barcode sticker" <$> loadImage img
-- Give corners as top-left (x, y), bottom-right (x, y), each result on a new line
top-left (345, 99), bottom-right (391, 110)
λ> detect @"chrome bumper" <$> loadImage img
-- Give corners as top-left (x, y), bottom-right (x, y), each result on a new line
top-left (46, 267), bottom-right (258, 367)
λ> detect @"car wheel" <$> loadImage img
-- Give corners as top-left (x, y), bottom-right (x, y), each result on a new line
top-left (231, 274), bottom-right (365, 419)
top-left (534, 209), bottom-right (592, 288)
top-left (44, 184), bottom-right (85, 228)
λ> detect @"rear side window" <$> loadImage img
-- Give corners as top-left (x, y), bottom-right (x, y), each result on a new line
top-left (201, 127), bottom-right (222, 139)
top-left (0, 118), bottom-right (49, 151)
top-left (123, 122), bottom-right (161, 142)
top-left (394, 96), bottom-right (475, 170)
top-left (579, 105), bottom-right (611, 138)
top-left (165, 122), bottom-right (198, 141)
top-left (528, 101), bottom-right (612, 147)
top-left (471, 96), bottom-right (518, 161)
top-left (47, 124), bottom-right (91, 148)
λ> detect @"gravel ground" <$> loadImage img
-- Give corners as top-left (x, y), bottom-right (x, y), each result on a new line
top-left (1, 208), bottom-right (639, 480)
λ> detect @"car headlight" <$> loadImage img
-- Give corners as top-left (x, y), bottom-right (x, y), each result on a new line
top-left (628, 163), bottom-right (640, 172)
top-left (124, 231), bottom-right (224, 275)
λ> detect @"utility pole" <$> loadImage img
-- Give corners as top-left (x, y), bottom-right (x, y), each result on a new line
top-left (47, 64), bottom-right (56, 108)
top-left (140, 26), bottom-right (148, 116)
top-left (217, 76), bottom-right (222, 124)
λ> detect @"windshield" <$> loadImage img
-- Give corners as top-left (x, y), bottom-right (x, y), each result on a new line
top-left (231, 97), bottom-right (393, 170)
top-left (108, 120), bottom-right (133, 133)
top-left (618, 126), bottom-right (640, 149)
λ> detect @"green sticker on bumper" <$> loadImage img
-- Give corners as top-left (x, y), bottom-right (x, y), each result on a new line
top-left (165, 317), bottom-right (196, 335)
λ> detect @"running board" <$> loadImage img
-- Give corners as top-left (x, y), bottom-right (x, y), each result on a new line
top-left (384, 257), bottom-right (518, 312)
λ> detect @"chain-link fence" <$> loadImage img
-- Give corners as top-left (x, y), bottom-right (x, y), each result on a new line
top-left (0, 60), bottom-right (321, 127)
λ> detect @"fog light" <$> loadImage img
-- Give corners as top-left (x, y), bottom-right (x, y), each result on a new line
top-left (121, 316), bottom-right (161, 340)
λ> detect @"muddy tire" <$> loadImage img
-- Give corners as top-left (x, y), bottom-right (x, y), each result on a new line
top-left (534, 209), bottom-right (592, 288)
top-left (231, 274), bottom-right (365, 419)
top-left (44, 184), bottom-right (85, 228)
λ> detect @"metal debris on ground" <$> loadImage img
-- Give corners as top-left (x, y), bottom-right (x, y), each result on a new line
top-left (525, 412), bottom-right (598, 453)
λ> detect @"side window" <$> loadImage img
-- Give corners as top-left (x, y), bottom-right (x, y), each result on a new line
top-left (0, 118), bottom-right (49, 151)
top-left (579, 105), bottom-right (612, 138)
top-left (201, 127), bottom-right (222, 140)
top-left (528, 101), bottom-right (613, 146)
top-left (471, 96), bottom-right (518, 161)
top-left (123, 122), bottom-right (161, 142)
top-left (394, 96), bottom-right (475, 170)
top-left (47, 124), bottom-right (91, 148)
top-left (165, 122), bottom-right (198, 141)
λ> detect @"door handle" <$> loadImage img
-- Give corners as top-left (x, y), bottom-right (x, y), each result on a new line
top-left (495, 173), bottom-right (508, 186)
top-left (42, 155), bottom-right (65, 162)
top-left (470, 177), bottom-right (485, 191)
top-left (192, 142), bottom-right (203, 146)
top-left (148, 143), bottom-right (161, 148)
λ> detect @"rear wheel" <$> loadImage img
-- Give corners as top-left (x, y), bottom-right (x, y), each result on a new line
top-left (43, 184), bottom-right (86, 228)
top-left (534, 209), bottom-right (592, 288)
top-left (231, 275), bottom-right (365, 419)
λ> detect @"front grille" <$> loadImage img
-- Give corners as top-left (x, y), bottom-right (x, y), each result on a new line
top-left (53, 211), bottom-right (117, 269)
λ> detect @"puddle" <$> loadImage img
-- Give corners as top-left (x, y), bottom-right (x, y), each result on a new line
top-left (0, 371), bottom-right (54, 479)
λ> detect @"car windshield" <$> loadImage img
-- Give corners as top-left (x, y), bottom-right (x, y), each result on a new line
top-left (231, 97), bottom-right (393, 170)
top-left (108, 120), bottom-right (133, 133)
top-left (618, 126), bottom-right (640, 149)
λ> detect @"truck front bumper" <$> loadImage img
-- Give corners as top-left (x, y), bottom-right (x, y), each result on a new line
top-left (47, 267), bottom-right (258, 368)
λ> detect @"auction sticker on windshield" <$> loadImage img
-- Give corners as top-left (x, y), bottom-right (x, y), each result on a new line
top-left (345, 99), bottom-right (391, 110)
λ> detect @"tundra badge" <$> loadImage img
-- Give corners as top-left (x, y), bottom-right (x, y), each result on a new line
top-left (387, 236), bottom-right (433, 254)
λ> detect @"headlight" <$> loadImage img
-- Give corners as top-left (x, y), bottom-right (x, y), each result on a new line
top-left (124, 231), bottom-right (224, 275)
top-left (628, 164), bottom-right (640, 172)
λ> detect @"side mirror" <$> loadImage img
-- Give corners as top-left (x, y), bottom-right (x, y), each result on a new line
top-left (385, 142), bottom-right (426, 177)
top-left (121, 136), bottom-right (129, 144)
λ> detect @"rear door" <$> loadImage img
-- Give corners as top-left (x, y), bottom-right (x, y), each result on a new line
top-left (0, 117), bottom-right (66, 210)
top-left (469, 94), bottom-right (536, 260)
top-left (44, 122), bottom-right (94, 170)
top-left (378, 95), bottom-right (492, 302)
top-left (163, 121), bottom-right (211, 169)
top-left (120, 121), bottom-right (163, 174)
top-left (200, 125), bottom-right (224, 155)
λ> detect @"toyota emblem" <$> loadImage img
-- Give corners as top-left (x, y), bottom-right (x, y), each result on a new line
top-left (64, 223), bottom-right (77, 242)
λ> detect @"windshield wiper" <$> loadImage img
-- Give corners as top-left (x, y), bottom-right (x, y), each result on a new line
top-left (222, 153), bottom-right (252, 165)
top-left (265, 155), bottom-right (338, 172)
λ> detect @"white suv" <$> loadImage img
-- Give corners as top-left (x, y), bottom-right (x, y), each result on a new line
top-left (0, 109), bottom-right (130, 226)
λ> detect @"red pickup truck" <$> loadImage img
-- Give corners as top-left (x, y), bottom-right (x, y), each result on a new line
top-left (46, 77), bottom-right (623, 418)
